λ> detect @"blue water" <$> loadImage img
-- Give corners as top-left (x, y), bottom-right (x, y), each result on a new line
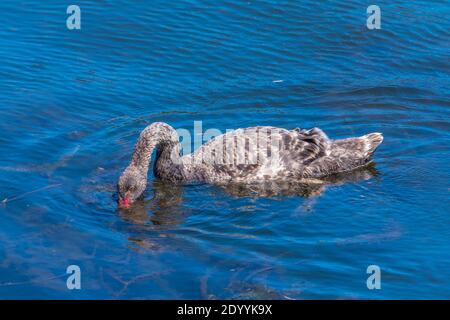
top-left (0, 0), bottom-right (449, 299)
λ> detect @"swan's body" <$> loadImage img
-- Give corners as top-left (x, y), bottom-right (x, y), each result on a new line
top-left (118, 122), bottom-right (383, 206)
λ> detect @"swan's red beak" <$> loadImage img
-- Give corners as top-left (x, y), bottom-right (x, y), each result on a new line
top-left (118, 197), bottom-right (131, 208)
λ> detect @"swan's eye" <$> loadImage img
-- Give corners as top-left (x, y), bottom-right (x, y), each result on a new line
top-left (126, 184), bottom-right (138, 193)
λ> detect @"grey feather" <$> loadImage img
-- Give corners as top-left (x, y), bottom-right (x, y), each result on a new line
top-left (117, 122), bottom-right (383, 204)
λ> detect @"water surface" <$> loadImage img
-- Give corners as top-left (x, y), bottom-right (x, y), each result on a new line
top-left (0, 0), bottom-right (449, 299)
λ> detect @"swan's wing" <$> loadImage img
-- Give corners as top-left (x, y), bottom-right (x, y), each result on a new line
top-left (282, 127), bottom-right (330, 166)
top-left (191, 126), bottom-right (288, 165)
top-left (186, 126), bottom-right (330, 181)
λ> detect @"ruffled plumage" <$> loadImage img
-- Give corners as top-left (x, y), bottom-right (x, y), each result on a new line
top-left (118, 122), bottom-right (383, 204)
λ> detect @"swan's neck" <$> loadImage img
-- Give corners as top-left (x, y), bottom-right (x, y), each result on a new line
top-left (130, 122), bottom-right (183, 180)
top-left (154, 142), bottom-right (184, 181)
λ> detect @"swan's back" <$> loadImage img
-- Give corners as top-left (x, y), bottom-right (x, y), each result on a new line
top-left (181, 126), bottom-right (383, 183)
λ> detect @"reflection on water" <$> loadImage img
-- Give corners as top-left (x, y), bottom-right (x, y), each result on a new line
top-left (120, 164), bottom-right (378, 226)
top-left (119, 181), bottom-right (187, 226)
top-left (220, 165), bottom-right (379, 198)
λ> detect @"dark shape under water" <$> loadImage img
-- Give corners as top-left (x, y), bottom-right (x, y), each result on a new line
top-left (219, 164), bottom-right (379, 197)
top-left (119, 165), bottom-right (379, 226)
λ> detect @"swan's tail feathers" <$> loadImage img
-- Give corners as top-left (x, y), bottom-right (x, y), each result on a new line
top-left (361, 132), bottom-right (383, 158)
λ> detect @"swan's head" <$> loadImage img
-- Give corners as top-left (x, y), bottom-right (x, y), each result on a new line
top-left (117, 166), bottom-right (147, 208)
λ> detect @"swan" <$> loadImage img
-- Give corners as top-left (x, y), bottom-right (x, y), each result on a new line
top-left (117, 122), bottom-right (383, 207)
